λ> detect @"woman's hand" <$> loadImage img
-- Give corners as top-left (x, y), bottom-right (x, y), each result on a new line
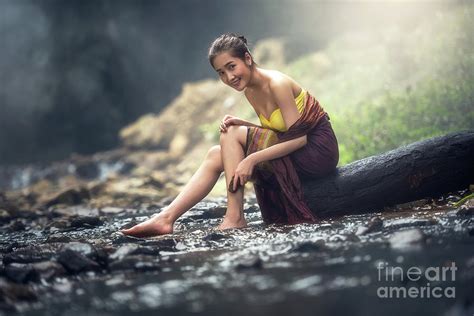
top-left (219, 115), bottom-right (245, 133)
top-left (231, 155), bottom-right (256, 192)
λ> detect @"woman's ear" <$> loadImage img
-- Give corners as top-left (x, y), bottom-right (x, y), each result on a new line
top-left (245, 52), bottom-right (252, 66)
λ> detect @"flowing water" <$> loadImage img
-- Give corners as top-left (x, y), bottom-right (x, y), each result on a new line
top-left (1, 192), bottom-right (473, 315)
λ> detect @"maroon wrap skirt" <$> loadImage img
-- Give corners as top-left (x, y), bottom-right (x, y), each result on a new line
top-left (244, 114), bottom-right (339, 224)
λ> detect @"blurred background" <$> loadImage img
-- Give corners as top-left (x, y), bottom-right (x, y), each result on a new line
top-left (0, 2), bottom-right (473, 313)
top-left (0, 0), bottom-right (472, 195)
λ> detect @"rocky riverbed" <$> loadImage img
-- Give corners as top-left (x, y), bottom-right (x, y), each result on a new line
top-left (1, 188), bottom-right (473, 316)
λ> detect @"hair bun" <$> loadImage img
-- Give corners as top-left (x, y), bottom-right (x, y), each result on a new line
top-left (238, 35), bottom-right (248, 45)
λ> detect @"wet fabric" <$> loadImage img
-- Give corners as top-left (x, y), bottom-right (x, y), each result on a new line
top-left (244, 90), bottom-right (339, 225)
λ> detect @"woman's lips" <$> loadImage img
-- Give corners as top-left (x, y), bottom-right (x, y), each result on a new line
top-left (231, 79), bottom-right (240, 87)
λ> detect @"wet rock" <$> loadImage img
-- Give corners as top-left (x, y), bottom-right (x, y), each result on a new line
top-left (61, 242), bottom-right (108, 267)
top-left (0, 244), bottom-right (13, 254)
top-left (356, 217), bottom-right (383, 235)
top-left (0, 278), bottom-right (38, 305)
top-left (4, 261), bottom-right (66, 283)
top-left (52, 206), bottom-right (100, 217)
top-left (99, 207), bottom-right (124, 215)
top-left (3, 246), bottom-right (55, 264)
top-left (110, 244), bottom-right (140, 261)
top-left (109, 255), bottom-right (161, 272)
top-left (293, 240), bottom-right (326, 253)
top-left (385, 218), bottom-right (438, 230)
top-left (0, 209), bottom-right (12, 224)
top-left (468, 227), bottom-right (474, 236)
top-left (203, 232), bottom-right (230, 241)
top-left (186, 207), bottom-right (226, 220)
top-left (456, 204), bottom-right (474, 216)
top-left (5, 220), bottom-right (26, 232)
top-left (75, 161), bottom-right (100, 179)
top-left (43, 186), bottom-right (91, 207)
top-left (345, 233), bottom-right (361, 242)
top-left (235, 255), bottom-right (263, 271)
top-left (57, 249), bottom-right (101, 274)
top-left (328, 233), bottom-right (360, 243)
top-left (47, 219), bottom-right (70, 230)
top-left (62, 242), bottom-right (96, 257)
top-left (244, 205), bottom-right (260, 214)
top-left (143, 238), bottom-right (177, 252)
top-left (4, 263), bottom-right (38, 283)
top-left (394, 199), bottom-right (430, 210)
top-left (0, 194), bottom-right (19, 214)
top-left (112, 233), bottom-right (146, 245)
top-left (70, 215), bottom-right (104, 228)
top-left (46, 234), bottom-right (72, 243)
top-left (30, 261), bottom-right (67, 281)
top-left (389, 228), bottom-right (426, 250)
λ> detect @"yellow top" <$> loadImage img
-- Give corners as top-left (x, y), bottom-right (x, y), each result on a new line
top-left (258, 88), bottom-right (306, 132)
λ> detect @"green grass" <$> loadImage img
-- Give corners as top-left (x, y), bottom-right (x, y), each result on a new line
top-left (284, 3), bottom-right (474, 165)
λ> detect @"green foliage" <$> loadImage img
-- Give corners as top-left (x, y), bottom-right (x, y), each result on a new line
top-left (284, 3), bottom-right (474, 165)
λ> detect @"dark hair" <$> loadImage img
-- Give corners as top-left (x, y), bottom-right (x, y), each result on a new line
top-left (208, 33), bottom-right (256, 68)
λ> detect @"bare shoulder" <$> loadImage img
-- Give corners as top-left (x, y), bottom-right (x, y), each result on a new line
top-left (267, 70), bottom-right (301, 96)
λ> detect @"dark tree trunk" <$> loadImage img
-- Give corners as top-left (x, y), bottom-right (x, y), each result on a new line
top-left (304, 130), bottom-right (474, 218)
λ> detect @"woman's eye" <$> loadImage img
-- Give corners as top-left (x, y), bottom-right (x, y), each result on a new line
top-left (229, 64), bottom-right (235, 69)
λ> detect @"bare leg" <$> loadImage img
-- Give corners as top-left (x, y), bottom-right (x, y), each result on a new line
top-left (218, 126), bottom-right (249, 230)
top-left (121, 145), bottom-right (224, 237)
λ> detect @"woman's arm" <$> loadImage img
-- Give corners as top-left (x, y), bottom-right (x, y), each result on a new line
top-left (234, 118), bottom-right (261, 128)
top-left (249, 136), bottom-right (307, 164)
top-left (221, 115), bottom-right (262, 130)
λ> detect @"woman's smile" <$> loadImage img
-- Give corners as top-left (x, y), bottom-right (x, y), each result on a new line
top-left (231, 78), bottom-right (241, 87)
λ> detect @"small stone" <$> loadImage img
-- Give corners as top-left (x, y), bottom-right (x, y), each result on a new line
top-left (47, 219), bottom-right (70, 229)
top-left (61, 242), bottom-right (96, 258)
top-left (143, 238), bottom-right (177, 252)
top-left (344, 233), bottom-right (361, 242)
top-left (0, 209), bottom-right (11, 224)
top-left (468, 227), bottom-right (474, 236)
top-left (30, 261), bottom-right (67, 281)
top-left (70, 216), bottom-right (104, 228)
top-left (385, 218), bottom-right (437, 230)
top-left (99, 207), bottom-right (124, 215)
top-left (109, 255), bottom-right (161, 272)
top-left (4, 263), bottom-right (38, 283)
top-left (356, 217), bottom-right (383, 236)
top-left (46, 234), bottom-right (72, 243)
top-left (7, 220), bottom-right (26, 232)
top-left (57, 249), bottom-right (101, 274)
top-left (235, 255), bottom-right (263, 271)
top-left (293, 240), bottom-right (326, 253)
top-left (389, 228), bottom-right (426, 250)
top-left (43, 186), bottom-right (90, 207)
top-left (0, 278), bottom-right (37, 303)
top-left (456, 204), bottom-right (474, 216)
top-left (3, 246), bottom-right (55, 265)
top-left (203, 232), bottom-right (229, 241)
top-left (110, 244), bottom-right (140, 261)
top-left (112, 233), bottom-right (145, 245)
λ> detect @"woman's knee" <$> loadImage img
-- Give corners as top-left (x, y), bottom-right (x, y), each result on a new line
top-left (205, 145), bottom-right (223, 171)
top-left (219, 125), bottom-right (247, 147)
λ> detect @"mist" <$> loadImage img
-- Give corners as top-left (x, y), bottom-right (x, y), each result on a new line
top-left (0, 0), bottom-right (457, 166)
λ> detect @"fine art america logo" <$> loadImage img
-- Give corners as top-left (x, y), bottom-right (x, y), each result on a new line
top-left (376, 261), bottom-right (457, 299)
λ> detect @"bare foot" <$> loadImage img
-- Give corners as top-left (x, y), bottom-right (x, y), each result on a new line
top-left (217, 216), bottom-right (248, 231)
top-left (120, 213), bottom-right (174, 238)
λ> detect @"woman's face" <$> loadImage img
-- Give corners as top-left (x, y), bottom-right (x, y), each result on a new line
top-left (213, 51), bottom-right (252, 91)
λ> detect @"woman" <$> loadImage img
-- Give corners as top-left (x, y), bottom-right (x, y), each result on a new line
top-left (121, 33), bottom-right (339, 237)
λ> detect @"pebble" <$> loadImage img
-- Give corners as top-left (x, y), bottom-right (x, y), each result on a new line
top-left (389, 228), bottom-right (426, 250)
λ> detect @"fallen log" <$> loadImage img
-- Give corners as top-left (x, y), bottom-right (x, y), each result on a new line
top-left (304, 130), bottom-right (474, 218)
